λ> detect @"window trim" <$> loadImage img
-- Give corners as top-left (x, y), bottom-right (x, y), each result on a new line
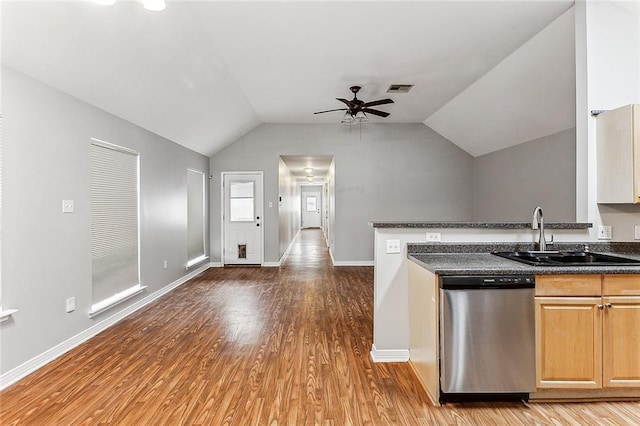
top-left (88, 285), bottom-right (146, 318)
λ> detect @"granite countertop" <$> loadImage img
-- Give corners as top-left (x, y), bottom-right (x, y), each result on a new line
top-left (407, 242), bottom-right (640, 275)
top-left (370, 221), bottom-right (592, 229)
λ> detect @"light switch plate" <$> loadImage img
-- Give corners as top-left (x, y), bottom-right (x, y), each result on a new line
top-left (635, 225), bottom-right (640, 240)
top-left (66, 297), bottom-right (75, 313)
top-left (62, 200), bottom-right (74, 213)
top-left (386, 239), bottom-right (401, 254)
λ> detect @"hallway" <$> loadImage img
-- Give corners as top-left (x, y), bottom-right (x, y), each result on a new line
top-left (2, 229), bottom-right (639, 424)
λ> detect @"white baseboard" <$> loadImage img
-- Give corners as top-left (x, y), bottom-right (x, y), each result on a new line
top-left (209, 262), bottom-right (222, 268)
top-left (332, 260), bottom-right (374, 267)
top-left (370, 344), bottom-right (409, 363)
top-left (329, 248), bottom-right (336, 265)
top-left (328, 248), bottom-right (373, 266)
top-left (0, 263), bottom-right (210, 391)
top-left (277, 228), bottom-right (300, 265)
top-left (262, 262), bottom-right (281, 267)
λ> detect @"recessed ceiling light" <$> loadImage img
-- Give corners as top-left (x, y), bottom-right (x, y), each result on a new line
top-left (142, 0), bottom-right (166, 11)
top-left (304, 167), bottom-right (313, 174)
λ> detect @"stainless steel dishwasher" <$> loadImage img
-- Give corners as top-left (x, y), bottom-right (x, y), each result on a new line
top-left (439, 275), bottom-right (536, 402)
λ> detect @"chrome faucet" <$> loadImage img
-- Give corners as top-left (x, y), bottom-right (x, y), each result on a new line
top-left (532, 206), bottom-right (547, 251)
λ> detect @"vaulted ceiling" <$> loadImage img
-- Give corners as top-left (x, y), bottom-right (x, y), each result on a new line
top-left (2, 1), bottom-right (575, 157)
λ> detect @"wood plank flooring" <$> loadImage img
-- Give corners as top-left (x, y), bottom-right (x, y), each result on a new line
top-left (2, 229), bottom-right (640, 424)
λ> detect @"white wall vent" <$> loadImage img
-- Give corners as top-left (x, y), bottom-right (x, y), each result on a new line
top-left (386, 84), bottom-right (414, 93)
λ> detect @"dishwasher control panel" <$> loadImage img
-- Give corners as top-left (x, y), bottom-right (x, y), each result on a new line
top-left (440, 275), bottom-right (535, 289)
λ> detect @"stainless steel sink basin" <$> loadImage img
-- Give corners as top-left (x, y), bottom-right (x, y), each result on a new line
top-left (492, 250), bottom-right (640, 266)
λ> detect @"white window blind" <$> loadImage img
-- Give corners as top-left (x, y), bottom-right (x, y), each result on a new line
top-left (0, 111), bottom-right (3, 306)
top-left (187, 169), bottom-right (205, 262)
top-left (90, 140), bottom-right (140, 304)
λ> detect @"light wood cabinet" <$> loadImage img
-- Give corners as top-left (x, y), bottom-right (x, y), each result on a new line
top-left (596, 104), bottom-right (640, 204)
top-left (603, 296), bottom-right (640, 387)
top-left (602, 275), bottom-right (640, 387)
top-left (535, 274), bottom-right (640, 390)
top-left (535, 296), bottom-right (602, 388)
top-left (407, 261), bottom-right (440, 406)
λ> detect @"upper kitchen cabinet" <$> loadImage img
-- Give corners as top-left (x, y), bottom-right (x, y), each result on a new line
top-left (597, 104), bottom-right (640, 204)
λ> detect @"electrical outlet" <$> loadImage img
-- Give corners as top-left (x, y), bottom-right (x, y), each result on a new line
top-left (597, 225), bottom-right (612, 240)
top-left (426, 232), bottom-right (442, 242)
top-left (66, 297), bottom-right (75, 313)
top-left (163, 260), bottom-right (168, 269)
top-left (62, 200), bottom-right (74, 213)
top-left (635, 225), bottom-right (640, 240)
top-left (386, 239), bottom-right (401, 254)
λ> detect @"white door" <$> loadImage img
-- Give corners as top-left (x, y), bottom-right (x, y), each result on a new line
top-left (302, 188), bottom-right (322, 228)
top-left (223, 173), bottom-right (263, 265)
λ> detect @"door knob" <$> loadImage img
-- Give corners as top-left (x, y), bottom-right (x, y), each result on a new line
top-left (256, 223), bottom-right (260, 227)
top-left (256, 216), bottom-right (260, 220)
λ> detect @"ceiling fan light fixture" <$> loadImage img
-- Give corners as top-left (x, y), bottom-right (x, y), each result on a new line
top-left (354, 111), bottom-right (368, 123)
top-left (142, 0), bottom-right (166, 11)
top-left (341, 112), bottom-right (355, 124)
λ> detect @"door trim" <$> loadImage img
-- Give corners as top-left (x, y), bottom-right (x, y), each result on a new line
top-left (220, 171), bottom-right (264, 267)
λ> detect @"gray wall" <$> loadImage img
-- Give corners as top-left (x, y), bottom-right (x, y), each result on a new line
top-left (209, 123), bottom-right (475, 263)
top-left (1, 67), bottom-right (209, 374)
top-left (473, 128), bottom-right (576, 222)
top-left (277, 158), bottom-right (300, 259)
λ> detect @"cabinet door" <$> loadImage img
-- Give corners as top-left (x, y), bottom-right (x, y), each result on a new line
top-left (535, 297), bottom-right (602, 389)
top-left (407, 262), bottom-right (440, 404)
top-left (596, 104), bottom-right (639, 204)
top-left (603, 297), bottom-right (640, 387)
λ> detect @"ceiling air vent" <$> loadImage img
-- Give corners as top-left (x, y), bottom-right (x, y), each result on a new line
top-left (386, 84), bottom-right (414, 94)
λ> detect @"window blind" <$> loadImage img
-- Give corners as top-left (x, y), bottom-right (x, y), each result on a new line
top-left (187, 169), bottom-right (205, 261)
top-left (90, 141), bottom-right (139, 303)
top-left (0, 111), bottom-right (3, 306)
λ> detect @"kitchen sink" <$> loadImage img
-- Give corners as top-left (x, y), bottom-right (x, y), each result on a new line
top-left (492, 250), bottom-right (640, 266)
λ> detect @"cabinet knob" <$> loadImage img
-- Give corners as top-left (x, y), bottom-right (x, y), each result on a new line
top-left (597, 304), bottom-right (604, 310)
top-left (605, 303), bottom-right (613, 309)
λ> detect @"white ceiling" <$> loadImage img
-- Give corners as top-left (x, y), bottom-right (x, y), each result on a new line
top-left (1, 0), bottom-right (575, 157)
top-left (425, 7), bottom-right (576, 157)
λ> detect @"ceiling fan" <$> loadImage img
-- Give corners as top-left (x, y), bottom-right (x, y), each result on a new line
top-left (314, 86), bottom-right (394, 120)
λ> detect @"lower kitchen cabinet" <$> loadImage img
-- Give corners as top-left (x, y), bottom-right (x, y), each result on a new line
top-left (535, 296), bottom-right (602, 388)
top-left (535, 274), bottom-right (640, 391)
top-left (407, 260), bottom-right (440, 405)
top-left (603, 275), bottom-right (640, 388)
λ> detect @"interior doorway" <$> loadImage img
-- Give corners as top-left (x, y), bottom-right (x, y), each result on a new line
top-left (279, 155), bottom-right (335, 255)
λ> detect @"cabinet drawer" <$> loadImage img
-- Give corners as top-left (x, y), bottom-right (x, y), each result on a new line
top-left (603, 275), bottom-right (640, 296)
top-left (536, 275), bottom-right (601, 297)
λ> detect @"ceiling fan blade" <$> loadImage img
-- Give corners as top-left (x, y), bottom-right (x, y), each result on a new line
top-left (336, 98), bottom-right (354, 108)
top-left (362, 98), bottom-right (394, 108)
top-left (314, 108), bottom-right (349, 114)
top-left (362, 108), bottom-right (390, 118)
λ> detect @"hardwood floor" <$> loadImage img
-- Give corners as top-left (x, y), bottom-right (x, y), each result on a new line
top-left (2, 229), bottom-right (640, 425)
